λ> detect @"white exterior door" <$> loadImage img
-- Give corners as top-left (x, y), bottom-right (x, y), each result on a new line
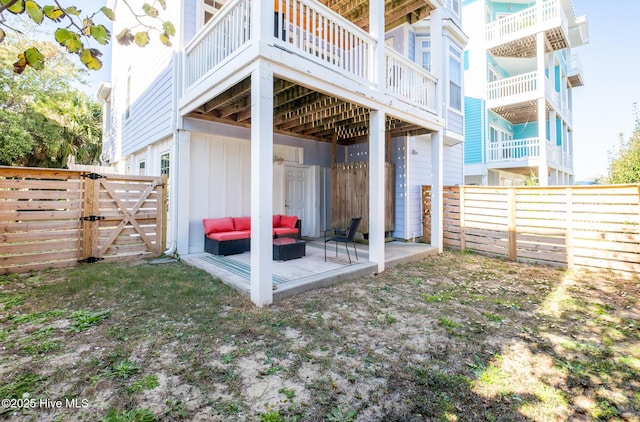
top-left (285, 166), bottom-right (307, 221)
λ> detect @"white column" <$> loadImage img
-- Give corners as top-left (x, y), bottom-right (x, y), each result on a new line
top-left (536, 31), bottom-right (548, 186)
top-left (176, 130), bottom-right (191, 256)
top-left (369, 110), bottom-right (386, 272)
top-left (549, 110), bottom-right (557, 147)
top-left (253, 0), bottom-right (273, 44)
top-left (430, 8), bottom-right (444, 117)
top-left (431, 132), bottom-right (444, 253)
top-left (369, 0), bottom-right (385, 87)
top-left (250, 61), bottom-right (274, 307)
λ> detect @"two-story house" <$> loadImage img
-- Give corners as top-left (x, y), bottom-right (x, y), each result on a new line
top-left (100, 0), bottom-right (467, 305)
top-left (462, 0), bottom-right (588, 186)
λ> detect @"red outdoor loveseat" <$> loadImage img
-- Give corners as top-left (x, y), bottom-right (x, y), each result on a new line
top-left (203, 214), bottom-right (301, 256)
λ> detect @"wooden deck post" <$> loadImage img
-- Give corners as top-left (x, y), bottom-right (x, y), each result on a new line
top-left (250, 60), bottom-right (274, 307)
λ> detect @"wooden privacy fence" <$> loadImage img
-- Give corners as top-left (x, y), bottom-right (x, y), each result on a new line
top-left (331, 162), bottom-right (394, 234)
top-left (423, 185), bottom-right (640, 277)
top-left (0, 166), bottom-right (167, 274)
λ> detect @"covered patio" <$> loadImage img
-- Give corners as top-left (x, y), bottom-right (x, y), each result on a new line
top-left (183, 239), bottom-right (437, 301)
top-left (176, 0), bottom-right (447, 307)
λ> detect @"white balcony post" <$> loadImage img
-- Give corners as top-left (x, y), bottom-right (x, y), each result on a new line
top-left (431, 131), bottom-right (444, 253)
top-left (369, 109), bottom-right (386, 272)
top-left (430, 8), bottom-right (444, 117)
top-left (250, 61), bottom-right (274, 306)
top-left (370, 0), bottom-right (385, 87)
top-left (537, 98), bottom-right (549, 186)
top-left (536, 31), bottom-right (548, 186)
top-left (253, 0), bottom-right (272, 48)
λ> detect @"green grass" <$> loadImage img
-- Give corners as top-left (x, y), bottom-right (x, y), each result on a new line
top-left (0, 372), bottom-right (42, 400)
top-left (0, 252), bottom-right (638, 421)
top-left (102, 407), bottom-right (155, 422)
top-left (127, 375), bottom-right (159, 394)
top-left (68, 309), bottom-right (111, 332)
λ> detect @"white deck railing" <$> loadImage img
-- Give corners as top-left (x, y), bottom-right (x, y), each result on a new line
top-left (488, 137), bottom-right (540, 162)
top-left (273, 0), bottom-right (375, 83)
top-left (183, 0), bottom-right (438, 117)
top-left (385, 48), bottom-right (438, 113)
top-left (486, 0), bottom-right (564, 43)
top-left (488, 137), bottom-right (572, 168)
top-left (184, 0), bottom-right (252, 88)
top-left (487, 71), bottom-right (537, 101)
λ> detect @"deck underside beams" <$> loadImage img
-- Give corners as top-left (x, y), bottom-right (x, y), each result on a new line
top-left (186, 77), bottom-right (433, 145)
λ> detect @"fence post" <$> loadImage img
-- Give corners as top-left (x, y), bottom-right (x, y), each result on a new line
top-left (565, 187), bottom-right (574, 268)
top-left (159, 174), bottom-right (168, 254)
top-left (422, 185), bottom-right (431, 243)
top-left (507, 188), bottom-right (517, 260)
top-left (459, 186), bottom-right (466, 251)
top-left (81, 176), bottom-right (100, 261)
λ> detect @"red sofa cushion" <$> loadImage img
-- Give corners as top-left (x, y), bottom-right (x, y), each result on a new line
top-left (203, 217), bottom-right (235, 236)
top-left (207, 230), bottom-right (251, 241)
top-left (233, 217), bottom-right (251, 231)
top-left (272, 214), bottom-right (281, 227)
top-left (280, 214), bottom-right (298, 229)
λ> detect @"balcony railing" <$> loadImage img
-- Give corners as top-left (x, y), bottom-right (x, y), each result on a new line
top-left (385, 48), bottom-right (437, 113)
top-left (488, 137), bottom-right (540, 162)
top-left (488, 137), bottom-right (571, 169)
top-left (274, 0), bottom-right (375, 83)
top-left (487, 71), bottom-right (537, 101)
top-left (486, 0), bottom-right (566, 44)
top-left (184, 0), bottom-right (252, 88)
top-left (183, 0), bottom-right (439, 116)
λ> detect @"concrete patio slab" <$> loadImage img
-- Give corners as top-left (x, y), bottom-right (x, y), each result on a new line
top-left (182, 239), bottom-right (438, 301)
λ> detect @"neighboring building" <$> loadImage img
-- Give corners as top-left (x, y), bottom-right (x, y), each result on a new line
top-left (462, 0), bottom-right (588, 186)
top-left (100, 0), bottom-right (466, 305)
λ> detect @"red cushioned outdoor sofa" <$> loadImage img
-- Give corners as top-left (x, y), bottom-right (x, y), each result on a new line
top-left (203, 214), bottom-right (301, 256)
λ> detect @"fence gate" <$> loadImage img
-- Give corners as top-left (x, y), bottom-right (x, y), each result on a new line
top-left (0, 167), bottom-right (166, 274)
top-left (80, 173), bottom-right (167, 263)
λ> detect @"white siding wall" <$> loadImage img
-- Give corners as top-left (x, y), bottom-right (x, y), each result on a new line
top-left (402, 136), bottom-right (463, 239)
top-left (189, 133), bottom-right (252, 253)
top-left (407, 135), bottom-right (432, 239)
top-left (110, 1), bottom-right (177, 163)
top-left (121, 65), bottom-right (174, 157)
top-left (184, 0), bottom-right (198, 42)
top-left (444, 143), bottom-right (464, 185)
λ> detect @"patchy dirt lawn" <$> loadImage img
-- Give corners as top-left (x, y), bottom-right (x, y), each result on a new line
top-left (1, 251), bottom-right (639, 421)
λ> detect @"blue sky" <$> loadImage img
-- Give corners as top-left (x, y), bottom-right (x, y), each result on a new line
top-left (80, 0), bottom-right (638, 181)
top-left (571, 1), bottom-right (640, 180)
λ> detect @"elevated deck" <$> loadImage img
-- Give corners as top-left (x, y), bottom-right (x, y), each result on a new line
top-left (179, 0), bottom-right (443, 144)
top-left (486, 0), bottom-right (570, 58)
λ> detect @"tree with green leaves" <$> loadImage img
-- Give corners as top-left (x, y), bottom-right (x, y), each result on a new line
top-left (605, 117), bottom-right (640, 184)
top-left (0, 0), bottom-right (175, 72)
top-left (0, 35), bottom-right (102, 167)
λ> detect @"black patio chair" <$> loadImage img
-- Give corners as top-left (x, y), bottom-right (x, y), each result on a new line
top-left (324, 216), bottom-right (362, 264)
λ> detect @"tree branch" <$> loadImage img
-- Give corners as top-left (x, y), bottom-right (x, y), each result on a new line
top-left (0, 0), bottom-right (20, 15)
